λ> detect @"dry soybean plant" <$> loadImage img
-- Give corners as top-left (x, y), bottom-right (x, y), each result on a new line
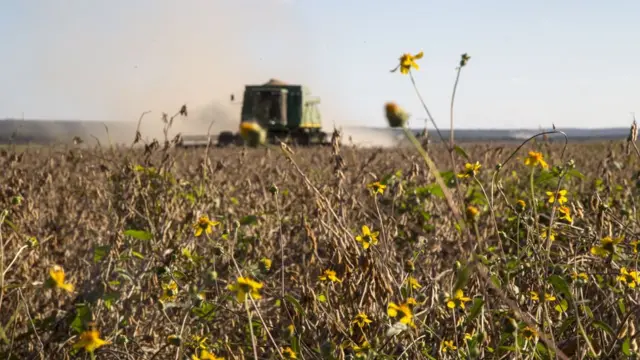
top-left (0, 51), bottom-right (639, 360)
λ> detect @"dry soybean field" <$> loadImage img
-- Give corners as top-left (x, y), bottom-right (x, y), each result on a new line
top-left (1, 138), bottom-right (639, 359)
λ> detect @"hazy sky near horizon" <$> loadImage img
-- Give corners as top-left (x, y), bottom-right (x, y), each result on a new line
top-left (1, 0), bottom-right (639, 129)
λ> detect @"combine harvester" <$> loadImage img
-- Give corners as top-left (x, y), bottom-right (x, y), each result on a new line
top-left (178, 79), bottom-right (330, 147)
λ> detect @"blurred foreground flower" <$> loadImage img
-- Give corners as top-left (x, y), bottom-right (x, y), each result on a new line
top-left (390, 51), bottom-right (424, 74)
top-left (457, 161), bottom-right (481, 178)
top-left (591, 236), bottom-right (623, 257)
top-left (524, 151), bottom-right (549, 169)
top-left (387, 300), bottom-right (415, 327)
top-left (73, 329), bottom-right (111, 354)
top-left (239, 121), bottom-right (266, 147)
top-left (227, 276), bottom-right (263, 303)
top-left (48, 265), bottom-right (74, 293)
top-left (384, 102), bottom-right (410, 128)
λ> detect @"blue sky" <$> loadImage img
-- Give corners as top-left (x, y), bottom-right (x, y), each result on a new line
top-left (1, 0), bottom-right (639, 129)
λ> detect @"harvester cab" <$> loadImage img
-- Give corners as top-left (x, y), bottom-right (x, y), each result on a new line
top-left (177, 78), bottom-right (329, 148)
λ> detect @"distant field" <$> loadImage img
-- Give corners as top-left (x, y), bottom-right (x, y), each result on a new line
top-left (0, 118), bottom-right (631, 146)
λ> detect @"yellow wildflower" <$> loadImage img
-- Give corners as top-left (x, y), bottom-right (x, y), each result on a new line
top-left (367, 181), bottom-right (387, 195)
top-left (193, 216), bottom-right (220, 237)
top-left (546, 189), bottom-right (568, 204)
top-left (227, 276), bottom-right (263, 303)
top-left (515, 199), bottom-right (526, 213)
top-left (352, 312), bottom-right (373, 328)
top-left (571, 271), bottom-right (588, 282)
top-left (49, 265), bottom-right (74, 293)
top-left (239, 121), bottom-right (266, 147)
top-left (384, 102), bottom-right (410, 128)
top-left (541, 228), bottom-right (556, 242)
top-left (521, 326), bottom-right (538, 340)
top-left (440, 340), bottom-right (457, 353)
top-left (355, 225), bottom-right (379, 250)
top-left (405, 276), bottom-right (422, 290)
top-left (630, 240), bottom-right (639, 254)
top-left (319, 269), bottom-right (342, 283)
top-left (192, 349), bottom-right (224, 360)
top-left (530, 291), bottom-right (556, 302)
top-left (558, 206), bottom-right (572, 223)
top-left (259, 258), bottom-right (272, 272)
top-left (446, 289), bottom-right (472, 309)
top-left (591, 236), bottom-right (623, 257)
top-left (390, 51), bottom-right (424, 74)
top-left (353, 341), bottom-right (371, 357)
top-left (457, 161), bottom-right (481, 178)
top-left (524, 151), bottom-right (549, 169)
top-left (616, 267), bottom-right (638, 289)
top-left (160, 280), bottom-right (179, 302)
top-left (73, 329), bottom-right (111, 353)
top-left (387, 301), bottom-right (414, 327)
top-left (466, 205), bottom-right (479, 220)
top-left (281, 347), bottom-right (297, 359)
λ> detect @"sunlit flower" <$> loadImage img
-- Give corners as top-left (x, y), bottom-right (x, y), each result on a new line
top-left (530, 291), bottom-right (556, 302)
top-left (524, 151), bottom-right (548, 169)
top-left (405, 276), bottom-right (422, 290)
top-left (227, 276), bottom-right (263, 303)
top-left (281, 347), bottom-right (297, 359)
top-left (515, 199), bottom-right (526, 213)
top-left (319, 269), bottom-right (342, 283)
top-left (73, 329), bottom-right (111, 353)
top-left (192, 349), bottom-right (224, 360)
top-left (49, 265), bottom-right (74, 293)
top-left (457, 162), bottom-right (481, 178)
top-left (193, 216), bottom-right (220, 237)
top-left (387, 301), bottom-right (414, 327)
top-left (352, 312), bottom-right (373, 328)
top-left (591, 236), bottom-right (623, 257)
top-left (546, 189), bottom-right (568, 204)
top-left (390, 51), bottom-right (424, 74)
top-left (259, 258), bottom-right (272, 272)
top-left (384, 102), bottom-right (410, 128)
top-left (440, 340), bottom-right (457, 353)
top-left (616, 267), bottom-right (638, 289)
top-left (367, 181), bottom-right (387, 195)
top-left (160, 280), bottom-right (179, 302)
top-left (355, 225), bottom-right (379, 250)
top-left (446, 289), bottom-right (472, 309)
top-left (558, 206), bottom-right (573, 223)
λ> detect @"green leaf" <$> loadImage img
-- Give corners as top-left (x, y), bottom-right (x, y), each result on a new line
top-left (567, 169), bottom-right (585, 180)
top-left (621, 337), bottom-right (631, 356)
top-left (123, 229), bottom-right (152, 241)
top-left (239, 215), bottom-right (258, 226)
top-left (131, 250), bottom-right (144, 259)
top-left (426, 184), bottom-right (444, 198)
top-left (548, 275), bottom-right (572, 301)
top-left (317, 294), bottom-right (327, 303)
top-left (93, 245), bottom-right (111, 263)
top-left (466, 297), bottom-right (485, 323)
top-left (284, 294), bottom-right (306, 317)
top-left (591, 320), bottom-right (615, 337)
top-left (453, 264), bottom-right (471, 292)
top-left (70, 303), bottom-right (92, 334)
top-left (454, 145), bottom-right (470, 161)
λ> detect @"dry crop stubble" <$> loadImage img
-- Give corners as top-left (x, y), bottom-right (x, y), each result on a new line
top-left (0, 138), bottom-right (640, 359)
